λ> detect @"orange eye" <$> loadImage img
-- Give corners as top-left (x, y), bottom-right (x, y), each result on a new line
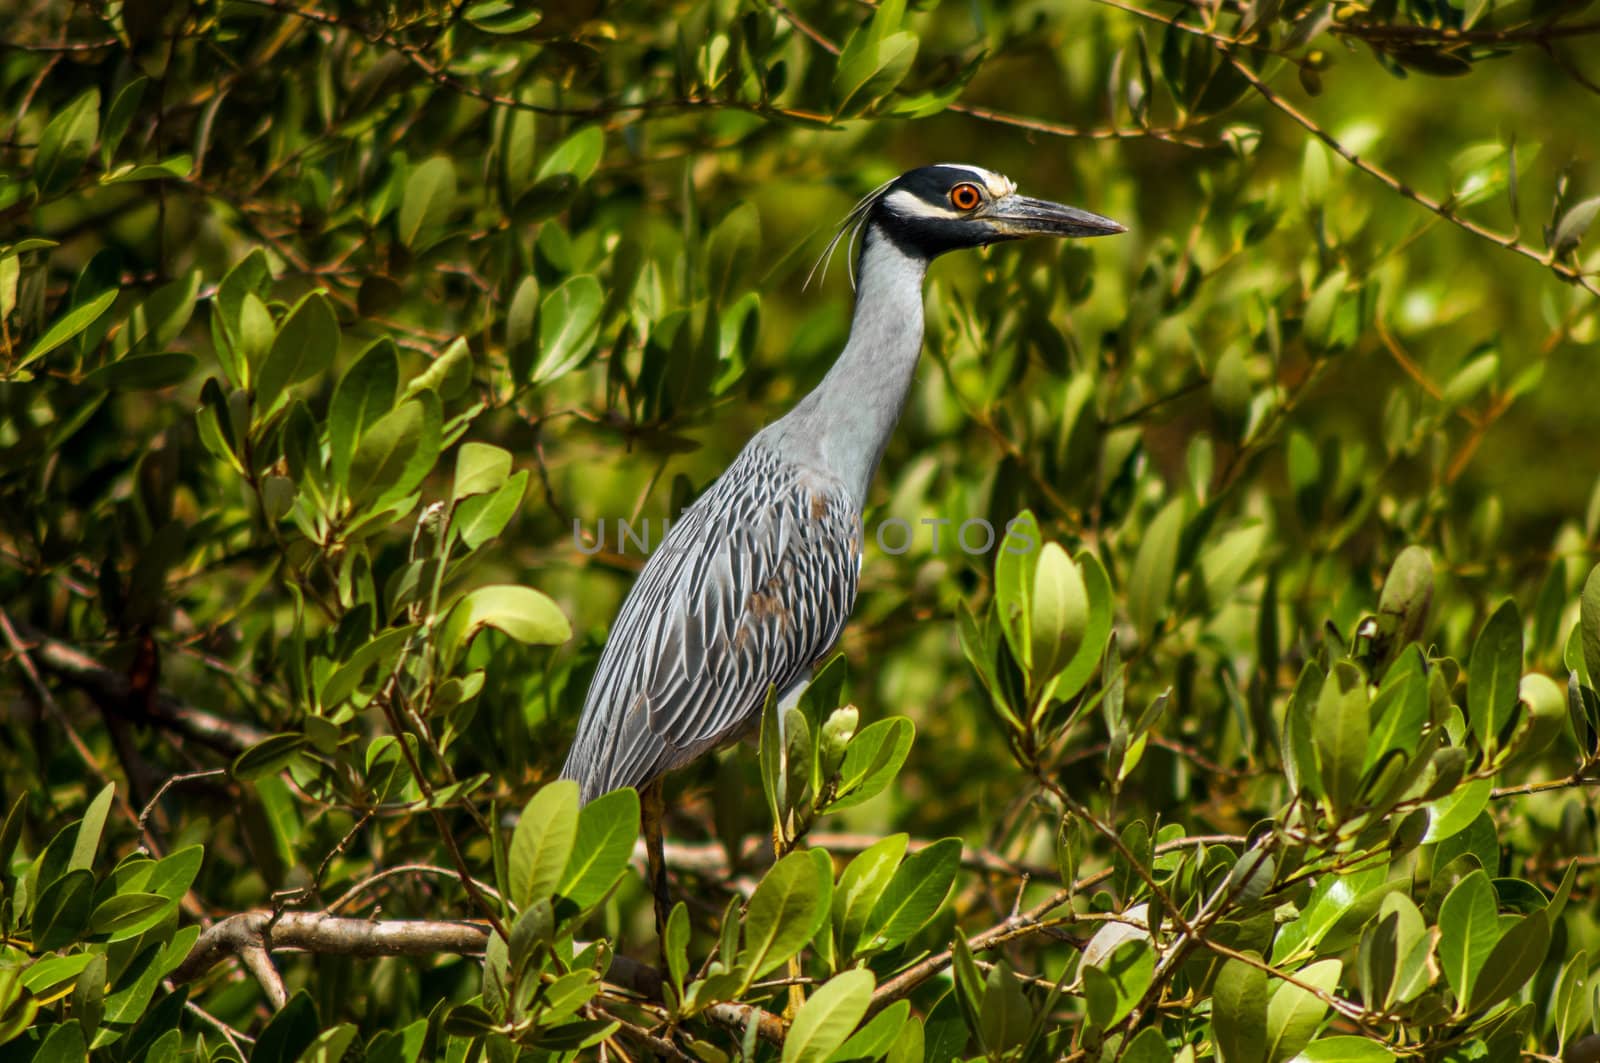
top-left (949, 183), bottom-right (982, 211)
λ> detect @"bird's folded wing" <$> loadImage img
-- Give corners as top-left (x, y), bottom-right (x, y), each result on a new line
top-left (567, 447), bottom-right (860, 797)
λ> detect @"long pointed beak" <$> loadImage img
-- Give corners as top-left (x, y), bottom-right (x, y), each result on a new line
top-left (989, 195), bottom-right (1126, 238)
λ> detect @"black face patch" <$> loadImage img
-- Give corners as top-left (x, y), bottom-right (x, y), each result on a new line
top-left (865, 166), bottom-right (1008, 260)
top-left (866, 213), bottom-right (1005, 260)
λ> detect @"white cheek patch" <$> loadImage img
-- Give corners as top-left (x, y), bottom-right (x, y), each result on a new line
top-left (883, 188), bottom-right (962, 219)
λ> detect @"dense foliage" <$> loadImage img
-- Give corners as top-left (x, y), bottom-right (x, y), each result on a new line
top-left (3, 0), bottom-right (1600, 1060)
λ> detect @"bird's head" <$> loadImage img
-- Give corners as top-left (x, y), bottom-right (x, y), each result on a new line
top-left (811, 163), bottom-right (1125, 288)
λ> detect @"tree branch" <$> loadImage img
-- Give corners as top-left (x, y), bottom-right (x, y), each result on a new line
top-left (23, 628), bottom-right (268, 754)
top-left (171, 911), bottom-right (788, 1044)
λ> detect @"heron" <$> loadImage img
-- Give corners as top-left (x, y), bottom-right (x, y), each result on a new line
top-left (561, 163), bottom-right (1124, 929)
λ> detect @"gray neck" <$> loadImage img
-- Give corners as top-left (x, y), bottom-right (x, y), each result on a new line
top-left (759, 226), bottom-right (929, 507)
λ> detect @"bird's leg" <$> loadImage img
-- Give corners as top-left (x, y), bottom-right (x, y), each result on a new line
top-left (641, 778), bottom-right (672, 953)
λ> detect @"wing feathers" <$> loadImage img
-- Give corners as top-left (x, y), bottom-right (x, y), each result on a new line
top-left (561, 444), bottom-right (860, 801)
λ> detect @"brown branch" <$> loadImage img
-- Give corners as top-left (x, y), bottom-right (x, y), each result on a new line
top-left (171, 911), bottom-right (788, 1044)
top-left (1213, 51), bottom-right (1600, 297)
top-left (374, 683), bottom-right (508, 940)
top-left (1089, 0), bottom-right (1600, 295)
top-left (769, 0), bottom-right (1217, 148)
top-left (170, 911), bottom-right (491, 987)
top-left (0, 37), bottom-right (121, 53)
top-left (229, 0), bottom-right (832, 125)
top-left (239, 945), bottom-right (288, 1010)
top-left (1, 610), bottom-right (161, 851)
top-left (1330, 18), bottom-right (1600, 44)
top-left (639, 832), bottom-right (1057, 882)
top-left (871, 886), bottom-right (1072, 1008)
top-left (326, 863), bottom-right (503, 914)
top-left (23, 628), bottom-right (268, 754)
top-left (1491, 770), bottom-right (1597, 799)
top-left (604, 955), bottom-right (788, 1045)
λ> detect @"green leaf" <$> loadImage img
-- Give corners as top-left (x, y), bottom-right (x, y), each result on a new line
top-left (1028, 543), bottom-right (1088, 692)
top-left (1124, 1026), bottom-right (1175, 1063)
top-left (782, 968), bottom-right (875, 1063)
top-left (252, 989), bottom-right (320, 1063)
top-left (132, 268), bottom-right (201, 350)
top-left (1467, 599), bottom-right (1522, 751)
top-left (89, 891), bottom-right (171, 936)
top-left (320, 626), bottom-right (417, 708)
top-left (1364, 654), bottom-right (1428, 772)
top-left (1441, 351), bottom-right (1498, 407)
top-left (1581, 564), bottom-right (1600, 693)
top-left (346, 398), bottom-right (428, 509)
top-left (535, 127), bottom-right (604, 184)
top-left (0, 969), bottom-right (39, 1046)
top-left (255, 292), bottom-right (338, 414)
top-left (1552, 195), bottom-right (1600, 255)
top-left (1214, 953), bottom-right (1269, 1063)
top-left (19, 954), bottom-right (94, 996)
top-left (69, 782), bottom-right (115, 873)
top-left (664, 901), bottom-right (690, 999)
top-left (995, 510), bottom-right (1041, 668)
top-left (33, 868), bottom-right (95, 951)
top-left (509, 780), bottom-right (580, 909)
top-left (826, 716), bottom-right (913, 811)
top-left (1467, 908), bottom-right (1548, 1011)
top-left (1265, 959), bottom-right (1341, 1063)
top-left (81, 352), bottom-right (197, 392)
top-left (1302, 271), bottom-right (1348, 351)
top-left (454, 471), bottom-right (528, 550)
top-left (403, 336), bottom-right (473, 401)
top-left (329, 338), bottom-right (399, 489)
top-left (1373, 546), bottom-right (1434, 669)
top-left (237, 292), bottom-right (275, 377)
top-left (231, 732), bottom-right (310, 781)
top-left (100, 78), bottom-right (147, 168)
top-left (19, 289), bottom-right (118, 370)
top-left (466, 1), bottom-right (542, 33)
top-left (398, 156), bottom-right (457, 248)
top-left (497, 103), bottom-right (538, 206)
top-left (1552, 949), bottom-right (1591, 1047)
top-left (978, 961), bottom-right (1032, 1055)
top-left (833, 29), bottom-right (919, 115)
top-left (1438, 869), bottom-right (1500, 1007)
top-left (506, 274), bottom-right (540, 380)
top-left (453, 442), bottom-right (512, 503)
top-left (35, 88), bottom-right (100, 196)
top-left (742, 850), bottom-right (829, 984)
top-left (533, 275), bottom-right (604, 383)
top-left (830, 999), bottom-right (908, 1063)
top-left (33, 1023), bottom-right (87, 1063)
top-left (440, 585), bottom-right (572, 663)
top-left (1426, 776), bottom-right (1493, 843)
top-left (861, 837), bottom-right (960, 951)
top-left (1313, 662), bottom-right (1368, 816)
top-left (1054, 549), bottom-right (1114, 704)
top-left (1129, 498), bottom-right (1185, 640)
top-left (1288, 1037), bottom-right (1396, 1063)
top-left (298, 1023), bottom-right (359, 1063)
top-left (100, 156), bottom-right (193, 184)
top-left (1360, 894), bottom-right (1430, 1009)
top-left (124, 846), bottom-right (201, 930)
top-left (557, 786), bottom-right (639, 911)
top-left (1089, 938), bottom-right (1154, 1029)
top-left (834, 833), bottom-right (907, 959)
